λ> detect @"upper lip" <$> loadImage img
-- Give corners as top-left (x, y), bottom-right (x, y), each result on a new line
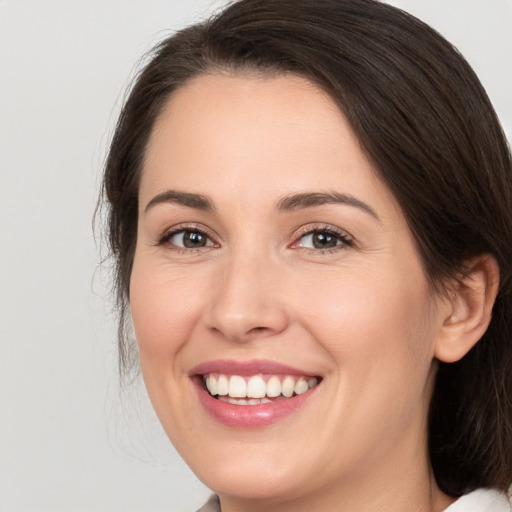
top-left (189, 359), bottom-right (320, 377)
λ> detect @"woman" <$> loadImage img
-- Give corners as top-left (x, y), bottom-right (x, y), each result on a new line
top-left (100, 0), bottom-right (512, 510)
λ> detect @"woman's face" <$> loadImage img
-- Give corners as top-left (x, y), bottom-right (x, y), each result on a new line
top-left (130, 73), bottom-right (446, 504)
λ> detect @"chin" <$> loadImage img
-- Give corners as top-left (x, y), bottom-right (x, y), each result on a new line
top-left (195, 456), bottom-right (305, 502)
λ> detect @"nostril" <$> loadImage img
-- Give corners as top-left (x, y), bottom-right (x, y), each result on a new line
top-left (247, 326), bottom-right (273, 336)
top-left (205, 298), bottom-right (289, 341)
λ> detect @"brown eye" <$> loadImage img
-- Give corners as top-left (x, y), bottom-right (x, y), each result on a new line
top-left (311, 232), bottom-right (338, 249)
top-left (295, 229), bottom-right (353, 250)
top-left (167, 229), bottom-right (213, 249)
top-left (183, 230), bottom-right (207, 248)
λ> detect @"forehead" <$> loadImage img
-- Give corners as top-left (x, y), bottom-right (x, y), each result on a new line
top-left (140, 72), bottom-right (399, 219)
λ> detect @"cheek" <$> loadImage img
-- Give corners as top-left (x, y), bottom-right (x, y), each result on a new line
top-left (293, 264), bottom-right (438, 448)
top-left (129, 262), bottom-right (206, 365)
top-left (294, 262), bottom-right (436, 378)
top-left (129, 260), bottom-right (210, 437)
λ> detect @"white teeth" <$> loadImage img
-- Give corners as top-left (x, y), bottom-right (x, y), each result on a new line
top-left (294, 378), bottom-right (309, 395)
top-left (217, 375), bottom-right (229, 396)
top-left (247, 375), bottom-right (266, 398)
top-left (218, 396), bottom-right (273, 406)
top-left (204, 373), bottom-right (320, 401)
top-left (206, 376), bottom-right (217, 396)
top-left (281, 376), bottom-right (295, 397)
top-left (229, 375), bottom-right (247, 398)
top-left (266, 376), bottom-right (282, 397)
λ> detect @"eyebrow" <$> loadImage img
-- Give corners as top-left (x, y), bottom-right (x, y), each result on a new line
top-left (144, 189), bottom-right (379, 221)
top-left (144, 190), bottom-right (215, 213)
top-left (276, 192), bottom-right (380, 221)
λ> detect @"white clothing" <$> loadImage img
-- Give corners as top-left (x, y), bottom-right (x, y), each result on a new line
top-left (197, 488), bottom-right (511, 511)
top-left (444, 488), bottom-right (510, 511)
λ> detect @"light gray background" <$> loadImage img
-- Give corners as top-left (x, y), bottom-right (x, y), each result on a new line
top-left (1, 1), bottom-right (510, 511)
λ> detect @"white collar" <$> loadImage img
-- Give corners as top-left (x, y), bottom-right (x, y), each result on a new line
top-left (444, 488), bottom-right (511, 512)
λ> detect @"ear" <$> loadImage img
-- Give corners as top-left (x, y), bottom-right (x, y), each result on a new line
top-left (434, 254), bottom-right (500, 363)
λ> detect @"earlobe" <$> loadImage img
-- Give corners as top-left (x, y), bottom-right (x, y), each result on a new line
top-left (434, 255), bottom-right (500, 363)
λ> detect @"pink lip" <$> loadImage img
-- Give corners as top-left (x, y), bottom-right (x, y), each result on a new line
top-left (190, 359), bottom-right (318, 377)
top-left (190, 359), bottom-right (321, 428)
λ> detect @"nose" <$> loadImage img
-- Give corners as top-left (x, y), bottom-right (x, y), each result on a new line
top-left (204, 249), bottom-right (289, 343)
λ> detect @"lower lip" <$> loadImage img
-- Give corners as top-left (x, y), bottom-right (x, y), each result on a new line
top-left (193, 378), bottom-right (319, 428)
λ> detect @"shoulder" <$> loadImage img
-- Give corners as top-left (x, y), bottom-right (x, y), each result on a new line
top-left (444, 488), bottom-right (511, 512)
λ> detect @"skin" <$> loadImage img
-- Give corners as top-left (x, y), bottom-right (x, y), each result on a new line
top-left (130, 73), bottom-right (461, 512)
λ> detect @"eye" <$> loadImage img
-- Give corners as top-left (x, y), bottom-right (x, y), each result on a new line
top-left (160, 228), bottom-right (215, 249)
top-left (294, 227), bottom-right (353, 250)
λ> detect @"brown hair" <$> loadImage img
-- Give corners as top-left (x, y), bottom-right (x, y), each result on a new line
top-left (100, 0), bottom-right (512, 496)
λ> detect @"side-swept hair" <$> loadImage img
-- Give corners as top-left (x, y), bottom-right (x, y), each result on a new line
top-left (101, 0), bottom-right (512, 495)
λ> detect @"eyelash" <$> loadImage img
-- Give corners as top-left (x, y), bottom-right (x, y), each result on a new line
top-left (157, 224), bottom-right (217, 254)
top-left (291, 224), bottom-right (354, 253)
top-left (157, 224), bottom-right (354, 254)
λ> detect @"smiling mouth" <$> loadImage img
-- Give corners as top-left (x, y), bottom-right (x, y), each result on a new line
top-left (202, 373), bottom-right (320, 405)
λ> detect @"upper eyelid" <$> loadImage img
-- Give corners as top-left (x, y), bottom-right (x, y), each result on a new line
top-left (293, 224), bottom-right (353, 240)
top-left (156, 222), bottom-right (354, 246)
top-left (157, 223), bottom-right (218, 245)
top-left (290, 224), bottom-right (355, 250)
